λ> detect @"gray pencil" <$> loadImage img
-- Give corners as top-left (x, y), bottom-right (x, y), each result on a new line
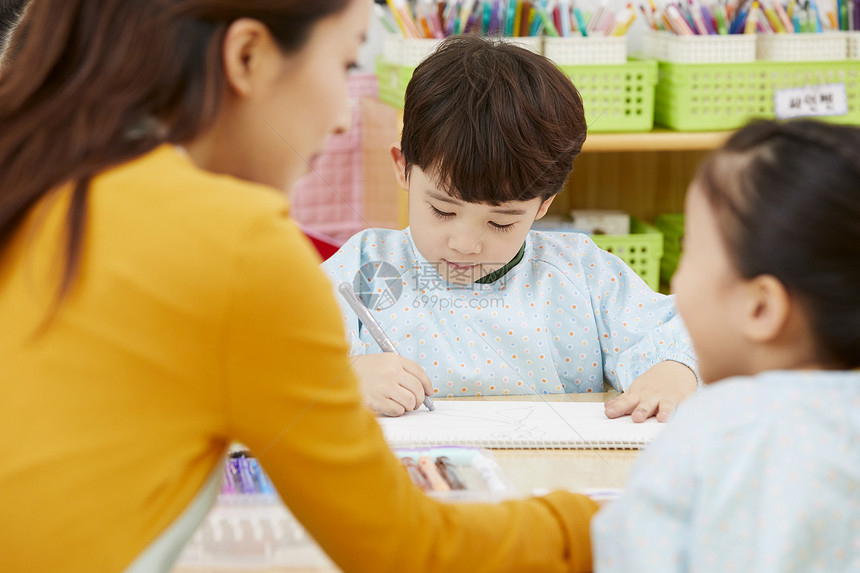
top-left (337, 282), bottom-right (435, 411)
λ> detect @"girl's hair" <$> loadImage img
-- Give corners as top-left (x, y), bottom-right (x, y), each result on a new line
top-left (0, 0), bottom-right (350, 297)
top-left (695, 119), bottom-right (860, 369)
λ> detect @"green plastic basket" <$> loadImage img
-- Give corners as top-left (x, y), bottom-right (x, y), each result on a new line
top-left (655, 60), bottom-right (860, 131)
top-left (558, 59), bottom-right (658, 133)
top-left (591, 218), bottom-right (664, 291)
top-left (375, 56), bottom-right (415, 109)
top-left (376, 56), bottom-right (658, 133)
top-left (655, 214), bottom-right (684, 284)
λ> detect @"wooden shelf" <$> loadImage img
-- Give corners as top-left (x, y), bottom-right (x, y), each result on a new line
top-left (583, 129), bottom-right (733, 153)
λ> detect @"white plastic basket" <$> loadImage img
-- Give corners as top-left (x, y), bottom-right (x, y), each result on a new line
top-left (847, 31), bottom-right (860, 59)
top-left (642, 31), bottom-right (756, 63)
top-left (544, 36), bottom-right (627, 65)
top-left (756, 32), bottom-right (847, 62)
top-left (383, 36), bottom-right (443, 67)
top-left (383, 35), bottom-right (542, 67)
top-left (500, 35), bottom-right (543, 54)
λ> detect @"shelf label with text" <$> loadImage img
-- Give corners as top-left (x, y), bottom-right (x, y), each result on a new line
top-left (774, 84), bottom-right (848, 120)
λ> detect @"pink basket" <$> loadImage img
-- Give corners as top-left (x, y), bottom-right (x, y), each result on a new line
top-left (290, 73), bottom-right (399, 244)
top-left (291, 146), bottom-right (365, 242)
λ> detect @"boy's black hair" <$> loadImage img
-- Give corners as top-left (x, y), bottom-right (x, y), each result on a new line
top-left (400, 35), bottom-right (587, 205)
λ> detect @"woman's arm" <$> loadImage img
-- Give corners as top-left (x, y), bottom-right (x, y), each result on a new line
top-left (220, 212), bottom-right (599, 573)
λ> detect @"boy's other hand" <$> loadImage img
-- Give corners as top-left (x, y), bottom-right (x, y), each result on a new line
top-left (604, 361), bottom-right (697, 423)
top-left (350, 354), bottom-right (434, 417)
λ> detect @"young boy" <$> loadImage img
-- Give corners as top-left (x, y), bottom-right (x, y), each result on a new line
top-left (323, 35), bottom-right (697, 418)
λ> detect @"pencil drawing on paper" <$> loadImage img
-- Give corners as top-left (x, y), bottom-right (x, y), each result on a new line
top-left (377, 401), bottom-right (663, 449)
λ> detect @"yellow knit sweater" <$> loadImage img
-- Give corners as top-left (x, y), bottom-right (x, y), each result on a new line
top-left (0, 145), bottom-right (597, 572)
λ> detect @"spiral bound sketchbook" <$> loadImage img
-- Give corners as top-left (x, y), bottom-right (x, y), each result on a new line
top-left (377, 401), bottom-right (665, 449)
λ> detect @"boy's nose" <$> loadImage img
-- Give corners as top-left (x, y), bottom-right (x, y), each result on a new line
top-left (447, 233), bottom-right (482, 256)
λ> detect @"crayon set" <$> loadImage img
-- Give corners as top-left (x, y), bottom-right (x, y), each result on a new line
top-left (395, 447), bottom-right (518, 499)
top-left (378, 0), bottom-right (639, 38)
top-left (220, 450), bottom-right (279, 501)
top-left (219, 447), bottom-right (515, 501)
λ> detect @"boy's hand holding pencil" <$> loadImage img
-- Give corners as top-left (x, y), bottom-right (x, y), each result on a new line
top-left (351, 353), bottom-right (435, 417)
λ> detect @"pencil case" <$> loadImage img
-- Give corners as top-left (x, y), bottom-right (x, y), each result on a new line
top-left (394, 446), bottom-right (519, 501)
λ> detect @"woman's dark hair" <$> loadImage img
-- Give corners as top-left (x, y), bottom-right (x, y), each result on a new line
top-left (0, 0), bottom-right (350, 298)
top-left (401, 34), bottom-right (586, 205)
top-left (0, 0), bottom-right (28, 63)
top-left (695, 119), bottom-right (860, 369)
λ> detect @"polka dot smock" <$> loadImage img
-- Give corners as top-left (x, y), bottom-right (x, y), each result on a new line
top-left (592, 370), bottom-right (860, 573)
top-left (322, 228), bottom-right (696, 397)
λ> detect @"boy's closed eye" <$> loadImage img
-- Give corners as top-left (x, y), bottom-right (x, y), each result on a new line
top-left (429, 204), bottom-right (517, 232)
top-left (430, 205), bottom-right (455, 219)
top-left (489, 221), bottom-right (516, 232)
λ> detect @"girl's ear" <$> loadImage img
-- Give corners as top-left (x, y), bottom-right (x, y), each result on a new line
top-left (534, 196), bottom-right (556, 220)
top-left (741, 274), bottom-right (791, 343)
top-left (389, 145), bottom-right (409, 190)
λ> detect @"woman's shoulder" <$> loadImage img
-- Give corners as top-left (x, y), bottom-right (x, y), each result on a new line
top-left (95, 145), bottom-right (289, 221)
top-left (82, 145), bottom-right (318, 281)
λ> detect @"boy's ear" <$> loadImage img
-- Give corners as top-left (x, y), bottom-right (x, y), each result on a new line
top-left (534, 196), bottom-right (556, 220)
top-left (741, 274), bottom-right (791, 344)
top-left (389, 145), bottom-right (409, 190)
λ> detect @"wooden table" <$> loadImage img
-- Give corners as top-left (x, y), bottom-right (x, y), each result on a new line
top-left (448, 392), bottom-right (638, 492)
top-left (173, 392), bottom-right (640, 573)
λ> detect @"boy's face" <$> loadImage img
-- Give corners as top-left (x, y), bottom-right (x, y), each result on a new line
top-left (398, 157), bottom-right (553, 285)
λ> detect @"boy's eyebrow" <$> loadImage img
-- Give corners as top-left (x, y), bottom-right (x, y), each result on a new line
top-left (426, 191), bottom-right (463, 205)
top-left (426, 190), bottom-right (527, 215)
top-left (490, 206), bottom-right (528, 215)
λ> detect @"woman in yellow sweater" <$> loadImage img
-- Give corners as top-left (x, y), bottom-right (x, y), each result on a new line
top-left (0, 1), bottom-right (597, 572)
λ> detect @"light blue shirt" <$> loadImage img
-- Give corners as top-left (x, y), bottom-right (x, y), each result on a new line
top-left (322, 228), bottom-right (695, 397)
top-left (593, 370), bottom-right (860, 573)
